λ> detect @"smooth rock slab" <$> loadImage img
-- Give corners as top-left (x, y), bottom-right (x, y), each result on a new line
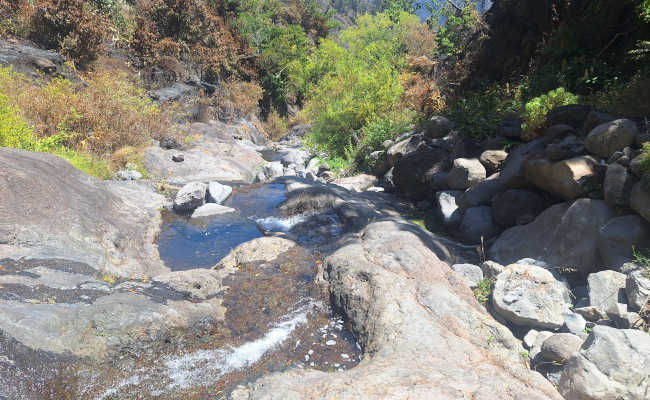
top-left (559, 326), bottom-right (650, 400)
top-left (173, 182), bottom-right (207, 212)
top-left (492, 264), bottom-right (572, 329)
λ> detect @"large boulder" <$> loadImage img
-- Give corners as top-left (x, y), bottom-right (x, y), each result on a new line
top-left (559, 326), bottom-right (650, 400)
top-left (239, 217), bottom-right (561, 399)
top-left (492, 263), bottom-right (572, 329)
top-left (587, 270), bottom-right (627, 314)
top-left (458, 206), bottom-right (501, 244)
top-left (334, 174), bottom-right (378, 192)
top-left (0, 148), bottom-right (166, 277)
top-left (603, 162), bottom-right (637, 207)
top-left (546, 104), bottom-right (592, 130)
top-left (545, 135), bottom-right (585, 161)
top-left (631, 181), bottom-right (650, 223)
top-left (626, 269), bottom-right (650, 312)
top-left (173, 181), bottom-right (207, 212)
top-left (524, 155), bottom-right (602, 200)
top-left (418, 115), bottom-right (454, 139)
top-left (280, 148), bottom-right (310, 167)
top-left (498, 138), bottom-right (548, 189)
top-left (392, 136), bottom-right (462, 199)
top-left (585, 119), bottom-right (638, 159)
top-left (458, 173), bottom-right (502, 209)
top-left (386, 134), bottom-right (423, 167)
top-left (446, 158), bottom-right (486, 190)
top-left (491, 189), bottom-right (546, 227)
top-left (598, 215), bottom-right (650, 268)
top-left (479, 150), bottom-right (508, 174)
top-left (206, 181), bottom-right (232, 204)
top-left (489, 199), bottom-right (615, 275)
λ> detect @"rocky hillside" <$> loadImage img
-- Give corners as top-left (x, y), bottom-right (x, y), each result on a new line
top-left (1, 1), bottom-right (649, 399)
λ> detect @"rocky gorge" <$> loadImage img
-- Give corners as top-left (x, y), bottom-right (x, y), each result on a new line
top-left (1, 42), bottom-right (650, 400)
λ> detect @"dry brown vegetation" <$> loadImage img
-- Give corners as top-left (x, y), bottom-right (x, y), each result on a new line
top-left (0, 66), bottom-right (174, 155)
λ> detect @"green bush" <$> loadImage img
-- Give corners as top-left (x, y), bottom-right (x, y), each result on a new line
top-left (0, 94), bottom-right (37, 150)
top-left (443, 85), bottom-right (521, 139)
top-left (522, 87), bottom-right (579, 134)
top-left (300, 12), bottom-right (422, 169)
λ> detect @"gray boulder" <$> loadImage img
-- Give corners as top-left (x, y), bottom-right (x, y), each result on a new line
top-left (435, 190), bottom-right (463, 227)
top-left (524, 330), bottom-right (555, 360)
top-left (261, 161), bottom-right (285, 181)
top-left (333, 174), bottom-right (378, 192)
top-left (583, 110), bottom-right (616, 133)
top-left (540, 333), bottom-right (583, 363)
top-left (546, 105), bottom-right (592, 130)
top-left (173, 182), bottom-right (207, 212)
top-left (393, 136), bottom-right (461, 199)
top-left (191, 203), bottom-right (235, 218)
top-left (368, 150), bottom-right (389, 176)
top-left (499, 138), bottom-right (548, 189)
top-left (479, 150), bottom-right (508, 174)
top-left (492, 263), bottom-right (572, 329)
top-left (489, 199), bottom-right (614, 275)
top-left (280, 148), bottom-right (309, 167)
top-left (559, 326), bottom-right (650, 400)
top-left (458, 206), bottom-right (501, 244)
top-left (447, 158), bottom-right (486, 190)
top-left (631, 181), bottom-right (650, 223)
top-left (419, 115), bottom-right (454, 139)
top-left (386, 134), bottom-right (423, 167)
top-left (524, 155), bottom-right (602, 200)
top-left (585, 119), bottom-right (638, 159)
top-left (206, 181), bottom-right (232, 204)
top-left (481, 260), bottom-right (505, 278)
top-left (598, 215), bottom-right (650, 268)
top-left (458, 173), bottom-right (501, 209)
top-left (629, 154), bottom-right (644, 177)
top-left (545, 135), bottom-right (585, 161)
top-left (604, 163), bottom-right (637, 207)
top-left (451, 264), bottom-right (483, 289)
top-left (626, 270), bottom-right (650, 312)
top-left (491, 189), bottom-right (546, 227)
top-left (587, 270), bottom-right (627, 314)
top-left (562, 312), bottom-right (587, 339)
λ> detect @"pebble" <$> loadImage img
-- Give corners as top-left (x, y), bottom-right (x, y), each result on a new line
top-left (326, 340), bottom-right (336, 346)
top-left (341, 354), bottom-right (349, 359)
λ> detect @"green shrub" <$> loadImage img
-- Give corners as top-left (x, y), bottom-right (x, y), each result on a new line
top-left (0, 94), bottom-right (37, 150)
top-left (522, 87), bottom-right (579, 134)
top-left (443, 85), bottom-right (521, 139)
top-left (473, 277), bottom-right (495, 305)
top-left (301, 12), bottom-right (420, 166)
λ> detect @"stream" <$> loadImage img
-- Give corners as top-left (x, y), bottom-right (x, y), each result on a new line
top-left (78, 182), bottom-right (360, 399)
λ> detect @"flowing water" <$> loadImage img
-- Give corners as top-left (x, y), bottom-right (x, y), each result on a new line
top-left (80, 183), bottom-right (359, 398)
